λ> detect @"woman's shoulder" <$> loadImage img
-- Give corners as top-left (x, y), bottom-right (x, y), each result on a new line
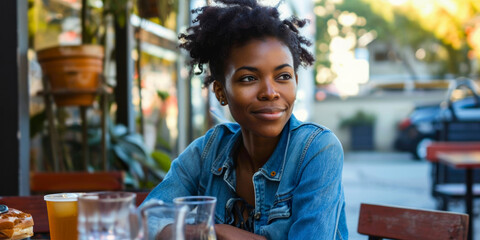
top-left (287, 118), bottom-right (343, 160)
top-left (204, 122), bottom-right (241, 139)
top-left (289, 115), bottom-right (330, 132)
top-left (191, 122), bottom-right (241, 150)
top-left (290, 118), bottom-right (337, 142)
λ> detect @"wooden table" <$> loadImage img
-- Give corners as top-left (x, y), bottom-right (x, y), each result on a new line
top-left (438, 151), bottom-right (480, 240)
top-left (0, 192), bottom-right (149, 238)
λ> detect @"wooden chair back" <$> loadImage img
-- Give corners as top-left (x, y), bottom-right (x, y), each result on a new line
top-left (30, 171), bottom-right (125, 193)
top-left (358, 203), bottom-right (469, 240)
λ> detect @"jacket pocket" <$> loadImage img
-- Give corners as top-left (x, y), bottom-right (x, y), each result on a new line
top-left (267, 201), bottom-right (291, 224)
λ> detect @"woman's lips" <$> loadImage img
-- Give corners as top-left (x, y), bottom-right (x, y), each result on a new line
top-left (252, 107), bottom-right (286, 121)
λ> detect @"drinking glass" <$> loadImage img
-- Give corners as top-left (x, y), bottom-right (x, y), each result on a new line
top-left (77, 192), bottom-right (137, 240)
top-left (140, 200), bottom-right (188, 240)
top-left (44, 193), bottom-right (81, 240)
top-left (173, 196), bottom-right (217, 240)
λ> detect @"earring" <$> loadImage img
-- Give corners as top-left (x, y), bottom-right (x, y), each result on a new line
top-left (221, 101), bottom-right (225, 105)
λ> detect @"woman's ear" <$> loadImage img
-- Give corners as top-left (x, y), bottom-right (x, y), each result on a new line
top-left (295, 73), bottom-right (298, 85)
top-left (213, 81), bottom-right (227, 105)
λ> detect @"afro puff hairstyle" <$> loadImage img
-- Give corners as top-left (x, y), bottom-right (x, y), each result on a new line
top-left (179, 0), bottom-right (315, 87)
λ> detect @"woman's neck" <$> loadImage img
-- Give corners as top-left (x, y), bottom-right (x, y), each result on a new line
top-left (238, 132), bottom-right (280, 172)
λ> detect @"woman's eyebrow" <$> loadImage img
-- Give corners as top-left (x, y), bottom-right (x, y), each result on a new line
top-left (235, 64), bottom-right (293, 73)
top-left (275, 64), bottom-right (293, 71)
top-left (235, 66), bottom-right (258, 73)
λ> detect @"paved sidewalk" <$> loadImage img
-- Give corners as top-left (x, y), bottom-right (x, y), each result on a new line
top-left (343, 151), bottom-right (478, 239)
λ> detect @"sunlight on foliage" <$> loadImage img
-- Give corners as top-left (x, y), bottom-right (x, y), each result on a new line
top-left (314, 0), bottom-right (479, 98)
top-left (362, 0), bottom-right (479, 54)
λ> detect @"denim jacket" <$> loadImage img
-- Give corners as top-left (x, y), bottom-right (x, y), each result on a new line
top-left (143, 115), bottom-right (348, 240)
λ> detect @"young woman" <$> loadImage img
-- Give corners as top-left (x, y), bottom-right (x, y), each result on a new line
top-left (143, 0), bottom-right (348, 239)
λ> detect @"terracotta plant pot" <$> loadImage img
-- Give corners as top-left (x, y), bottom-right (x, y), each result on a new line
top-left (37, 45), bottom-right (104, 107)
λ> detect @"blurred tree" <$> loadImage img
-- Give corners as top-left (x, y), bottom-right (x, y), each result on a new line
top-left (314, 0), bottom-right (480, 87)
top-left (361, 0), bottom-right (480, 77)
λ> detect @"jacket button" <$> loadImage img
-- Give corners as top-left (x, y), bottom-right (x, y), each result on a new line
top-left (217, 167), bottom-right (222, 172)
top-left (270, 171), bottom-right (276, 177)
top-left (254, 212), bottom-right (261, 220)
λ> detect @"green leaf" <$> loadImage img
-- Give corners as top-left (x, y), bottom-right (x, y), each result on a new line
top-left (339, 110), bottom-right (376, 128)
top-left (111, 124), bottom-right (128, 138)
top-left (156, 90), bottom-right (170, 100)
top-left (151, 150), bottom-right (171, 172)
top-left (124, 172), bottom-right (139, 188)
top-left (112, 144), bottom-right (131, 165)
top-left (129, 159), bottom-right (145, 180)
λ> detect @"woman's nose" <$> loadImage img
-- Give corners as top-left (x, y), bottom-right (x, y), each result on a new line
top-left (257, 78), bottom-right (280, 101)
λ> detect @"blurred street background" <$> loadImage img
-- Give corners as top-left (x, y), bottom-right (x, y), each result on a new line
top-left (344, 151), bottom-right (479, 239)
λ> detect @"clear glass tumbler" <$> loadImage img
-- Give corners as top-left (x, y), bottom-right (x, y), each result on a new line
top-left (77, 192), bottom-right (137, 240)
top-left (173, 196), bottom-right (217, 240)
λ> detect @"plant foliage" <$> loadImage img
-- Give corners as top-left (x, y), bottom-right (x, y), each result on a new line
top-left (339, 110), bottom-right (376, 128)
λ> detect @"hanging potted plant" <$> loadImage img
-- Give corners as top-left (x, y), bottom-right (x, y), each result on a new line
top-left (35, 0), bottom-right (121, 107)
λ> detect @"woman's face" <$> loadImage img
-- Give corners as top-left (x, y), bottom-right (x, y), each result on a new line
top-left (215, 37), bottom-right (297, 139)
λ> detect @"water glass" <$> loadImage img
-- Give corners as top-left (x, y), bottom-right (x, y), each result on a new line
top-left (173, 196), bottom-right (217, 240)
top-left (140, 201), bottom-right (188, 240)
top-left (77, 192), bottom-right (138, 240)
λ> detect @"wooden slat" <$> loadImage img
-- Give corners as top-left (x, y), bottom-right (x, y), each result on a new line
top-left (358, 203), bottom-right (469, 240)
top-left (30, 171), bottom-right (125, 193)
top-left (426, 142), bottom-right (480, 163)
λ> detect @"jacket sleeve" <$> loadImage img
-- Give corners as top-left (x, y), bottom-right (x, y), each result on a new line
top-left (139, 132), bottom-right (210, 240)
top-left (141, 126), bottom-right (218, 205)
top-left (288, 131), bottom-right (348, 240)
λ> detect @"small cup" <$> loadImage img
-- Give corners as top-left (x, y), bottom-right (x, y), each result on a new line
top-left (44, 193), bottom-right (81, 240)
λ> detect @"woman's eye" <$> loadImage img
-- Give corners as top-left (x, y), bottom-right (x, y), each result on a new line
top-left (239, 76), bottom-right (256, 82)
top-left (277, 74), bottom-right (292, 80)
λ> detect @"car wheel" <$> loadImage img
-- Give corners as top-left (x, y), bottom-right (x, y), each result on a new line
top-left (414, 137), bottom-right (434, 160)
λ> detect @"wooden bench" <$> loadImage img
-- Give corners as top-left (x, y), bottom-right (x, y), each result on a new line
top-left (426, 142), bottom-right (480, 210)
top-left (0, 192), bottom-right (149, 237)
top-left (358, 203), bottom-right (469, 240)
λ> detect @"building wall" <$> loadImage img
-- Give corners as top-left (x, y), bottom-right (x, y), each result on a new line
top-left (311, 91), bottom-right (446, 151)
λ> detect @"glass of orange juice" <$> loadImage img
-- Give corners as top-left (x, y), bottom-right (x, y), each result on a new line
top-left (44, 193), bottom-right (80, 240)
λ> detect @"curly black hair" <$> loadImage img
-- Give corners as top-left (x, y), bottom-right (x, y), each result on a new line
top-left (179, 0), bottom-right (315, 87)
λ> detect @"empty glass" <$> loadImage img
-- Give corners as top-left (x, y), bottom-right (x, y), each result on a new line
top-left (140, 200), bottom-right (188, 240)
top-left (77, 192), bottom-right (189, 240)
top-left (77, 192), bottom-right (137, 240)
top-left (173, 196), bottom-right (217, 240)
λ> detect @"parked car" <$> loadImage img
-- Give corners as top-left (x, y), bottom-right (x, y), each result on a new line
top-left (394, 103), bottom-right (440, 159)
top-left (394, 96), bottom-right (480, 160)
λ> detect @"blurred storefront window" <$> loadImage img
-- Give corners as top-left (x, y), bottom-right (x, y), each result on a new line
top-left (133, 25), bottom-right (179, 155)
top-left (28, 0), bottom-right (87, 171)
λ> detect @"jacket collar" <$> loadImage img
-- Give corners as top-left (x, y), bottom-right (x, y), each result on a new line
top-left (211, 115), bottom-right (301, 182)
